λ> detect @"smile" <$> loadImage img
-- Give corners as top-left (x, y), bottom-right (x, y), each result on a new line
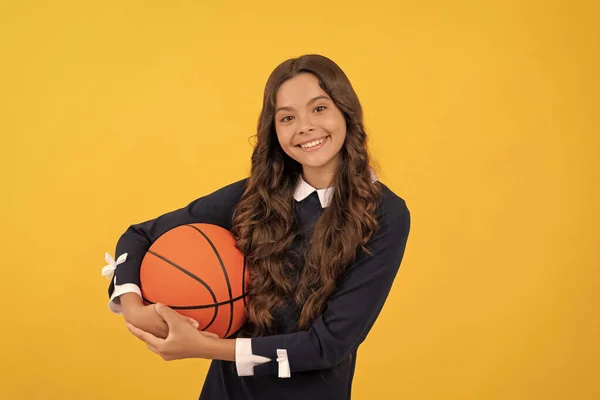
top-left (297, 136), bottom-right (330, 151)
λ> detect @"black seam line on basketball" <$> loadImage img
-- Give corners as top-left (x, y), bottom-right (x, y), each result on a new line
top-left (186, 224), bottom-right (235, 338)
top-left (146, 249), bottom-right (219, 331)
top-left (186, 225), bottom-right (235, 336)
top-left (142, 292), bottom-right (248, 310)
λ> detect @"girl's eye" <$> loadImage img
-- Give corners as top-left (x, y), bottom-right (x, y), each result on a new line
top-left (281, 116), bottom-right (294, 122)
top-left (314, 106), bottom-right (327, 113)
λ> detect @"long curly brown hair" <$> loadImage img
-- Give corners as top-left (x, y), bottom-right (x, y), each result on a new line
top-left (231, 54), bottom-right (382, 336)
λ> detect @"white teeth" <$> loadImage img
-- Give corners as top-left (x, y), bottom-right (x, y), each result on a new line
top-left (299, 137), bottom-right (326, 149)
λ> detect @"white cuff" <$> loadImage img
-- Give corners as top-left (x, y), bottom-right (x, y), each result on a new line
top-left (276, 349), bottom-right (290, 378)
top-left (108, 276), bottom-right (142, 314)
top-left (235, 338), bottom-right (271, 376)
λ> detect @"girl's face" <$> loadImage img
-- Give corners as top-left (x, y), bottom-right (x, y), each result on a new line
top-left (274, 73), bottom-right (346, 181)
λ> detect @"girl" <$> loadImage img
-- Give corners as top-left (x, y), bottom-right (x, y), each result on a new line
top-left (104, 54), bottom-right (411, 400)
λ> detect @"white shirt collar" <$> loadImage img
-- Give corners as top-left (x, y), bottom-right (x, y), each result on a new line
top-left (292, 170), bottom-right (378, 208)
top-left (293, 175), bottom-right (335, 208)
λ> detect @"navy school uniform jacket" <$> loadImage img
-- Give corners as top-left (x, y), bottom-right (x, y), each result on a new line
top-left (105, 175), bottom-right (411, 400)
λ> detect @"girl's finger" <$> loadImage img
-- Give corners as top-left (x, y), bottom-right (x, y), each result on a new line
top-left (186, 317), bottom-right (200, 329)
top-left (198, 330), bottom-right (219, 339)
top-left (126, 322), bottom-right (163, 349)
top-left (147, 343), bottom-right (160, 354)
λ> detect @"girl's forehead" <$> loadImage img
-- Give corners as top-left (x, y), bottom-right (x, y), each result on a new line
top-left (276, 74), bottom-right (327, 106)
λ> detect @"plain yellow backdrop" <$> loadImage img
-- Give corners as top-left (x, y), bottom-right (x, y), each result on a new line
top-left (1, 1), bottom-right (598, 399)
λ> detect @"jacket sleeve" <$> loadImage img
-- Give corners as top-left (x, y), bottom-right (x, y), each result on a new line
top-left (248, 197), bottom-right (411, 376)
top-left (105, 178), bottom-right (248, 313)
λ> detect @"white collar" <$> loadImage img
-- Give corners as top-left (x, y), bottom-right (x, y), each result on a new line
top-left (292, 170), bottom-right (378, 208)
top-left (293, 175), bottom-right (335, 208)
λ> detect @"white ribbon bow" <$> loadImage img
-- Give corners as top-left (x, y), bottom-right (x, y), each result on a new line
top-left (276, 349), bottom-right (290, 378)
top-left (101, 252), bottom-right (128, 280)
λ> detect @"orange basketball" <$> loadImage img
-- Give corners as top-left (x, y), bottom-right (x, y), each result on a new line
top-left (139, 223), bottom-right (248, 338)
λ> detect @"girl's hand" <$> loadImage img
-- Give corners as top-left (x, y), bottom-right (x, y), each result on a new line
top-left (126, 303), bottom-right (219, 361)
top-left (123, 301), bottom-right (200, 339)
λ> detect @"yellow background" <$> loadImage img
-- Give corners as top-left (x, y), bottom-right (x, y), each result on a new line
top-left (1, 1), bottom-right (598, 399)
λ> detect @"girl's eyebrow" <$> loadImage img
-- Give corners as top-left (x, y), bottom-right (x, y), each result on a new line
top-left (275, 95), bottom-right (331, 114)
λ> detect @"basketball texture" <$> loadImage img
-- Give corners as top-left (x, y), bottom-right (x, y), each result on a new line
top-left (139, 223), bottom-right (248, 338)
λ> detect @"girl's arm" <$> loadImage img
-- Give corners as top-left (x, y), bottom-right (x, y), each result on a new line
top-left (118, 182), bottom-right (410, 379)
top-left (105, 178), bottom-right (248, 313)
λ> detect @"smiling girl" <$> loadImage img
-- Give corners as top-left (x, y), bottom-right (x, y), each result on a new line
top-left (105, 54), bottom-right (411, 400)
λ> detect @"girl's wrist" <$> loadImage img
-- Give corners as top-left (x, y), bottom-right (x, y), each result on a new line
top-left (196, 337), bottom-right (236, 362)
